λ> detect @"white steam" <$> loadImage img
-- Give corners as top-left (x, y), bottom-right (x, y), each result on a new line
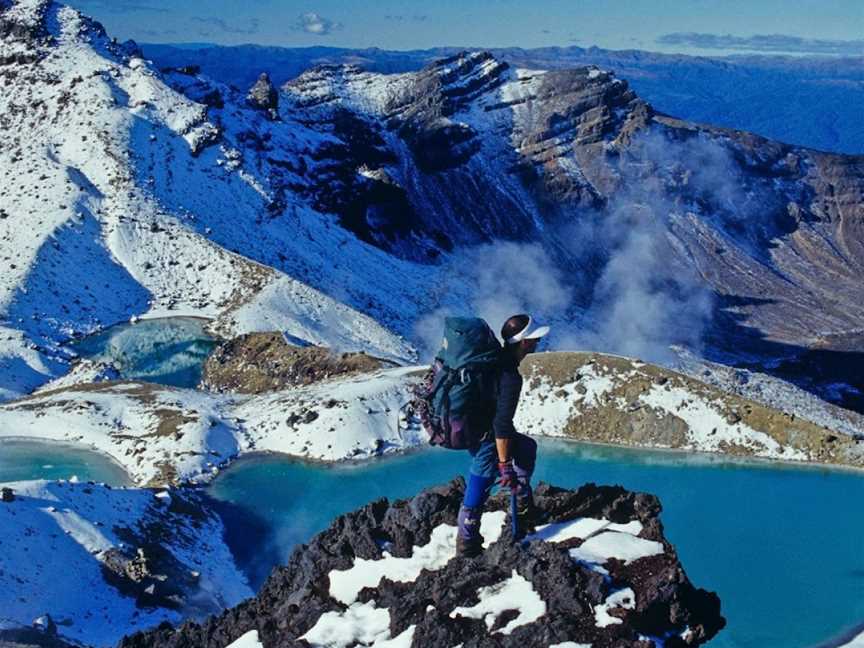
top-left (414, 128), bottom-right (753, 364)
top-left (414, 241), bottom-right (570, 357)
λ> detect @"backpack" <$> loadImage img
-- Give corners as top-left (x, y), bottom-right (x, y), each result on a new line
top-left (414, 317), bottom-right (501, 449)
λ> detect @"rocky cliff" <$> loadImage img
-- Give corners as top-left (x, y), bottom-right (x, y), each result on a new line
top-left (119, 479), bottom-right (725, 647)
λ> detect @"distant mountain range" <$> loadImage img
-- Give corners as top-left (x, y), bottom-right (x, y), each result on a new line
top-left (141, 43), bottom-right (864, 155)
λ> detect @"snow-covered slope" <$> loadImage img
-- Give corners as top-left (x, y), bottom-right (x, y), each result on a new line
top-left (0, 0), bottom-right (420, 401)
top-left (0, 479), bottom-right (252, 647)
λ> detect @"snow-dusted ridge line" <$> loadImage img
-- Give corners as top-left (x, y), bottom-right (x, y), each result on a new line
top-left (1, 350), bottom-right (862, 489)
top-left (516, 352), bottom-right (864, 470)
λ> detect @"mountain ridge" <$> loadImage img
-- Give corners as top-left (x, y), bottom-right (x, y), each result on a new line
top-left (141, 42), bottom-right (864, 154)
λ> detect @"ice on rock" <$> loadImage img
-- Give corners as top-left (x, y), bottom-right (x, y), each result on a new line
top-left (569, 531), bottom-right (664, 566)
top-left (299, 600), bottom-right (391, 647)
top-left (594, 587), bottom-right (636, 628)
top-left (527, 517), bottom-right (643, 544)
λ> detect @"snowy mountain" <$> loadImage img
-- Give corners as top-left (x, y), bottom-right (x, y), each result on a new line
top-left (0, 0), bottom-right (421, 400)
top-left (1, 0), bottom-right (863, 411)
top-left (118, 480), bottom-right (725, 647)
top-left (141, 43), bottom-right (864, 155)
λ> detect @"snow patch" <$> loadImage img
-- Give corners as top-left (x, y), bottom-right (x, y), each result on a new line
top-left (225, 630), bottom-right (263, 648)
top-left (640, 384), bottom-right (807, 460)
top-left (299, 600), bottom-right (391, 647)
top-left (449, 569), bottom-right (546, 635)
top-left (528, 517), bottom-right (644, 544)
top-left (328, 511), bottom-right (506, 605)
top-left (594, 587), bottom-right (635, 627)
top-left (569, 531), bottom-right (664, 566)
top-left (517, 362), bottom-right (617, 436)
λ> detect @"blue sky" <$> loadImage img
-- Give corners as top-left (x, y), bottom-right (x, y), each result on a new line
top-left (67, 0), bottom-right (864, 55)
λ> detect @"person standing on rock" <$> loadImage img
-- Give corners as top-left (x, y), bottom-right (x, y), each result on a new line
top-left (455, 314), bottom-right (549, 557)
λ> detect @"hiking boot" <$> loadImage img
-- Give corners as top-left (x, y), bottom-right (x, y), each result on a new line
top-left (515, 495), bottom-right (545, 539)
top-left (456, 505), bottom-right (484, 557)
top-left (456, 533), bottom-right (484, 558)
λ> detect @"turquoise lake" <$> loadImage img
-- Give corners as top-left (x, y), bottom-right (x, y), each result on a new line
top-left (70, 316), bottom-right (217, 388)
top-left (0, 439), bottom-right (131, 486)
top-left (207, 439), bottom-right (864, 648)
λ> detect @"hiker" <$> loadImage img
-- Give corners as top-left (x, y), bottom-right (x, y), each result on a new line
top-left (455, 313), bottom-right (549, 557)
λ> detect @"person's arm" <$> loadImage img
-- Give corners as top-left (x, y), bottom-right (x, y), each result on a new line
top-left (496, 437), bottom-right (511, 463)
top-left (493, 370), bottom-right (522, 462)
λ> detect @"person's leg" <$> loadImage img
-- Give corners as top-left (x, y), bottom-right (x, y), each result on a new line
top-left (457, 440), bottom-right (497, 555)
top-left (510, 433), bottom-right (540, 535)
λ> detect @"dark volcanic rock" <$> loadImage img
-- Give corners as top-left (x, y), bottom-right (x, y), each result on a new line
top-left (119, 480), bottom-right (725, 647)
top-left (246, 72), bottom-right (279, 120)
top-left (387, 51), bottom-right (506, 173)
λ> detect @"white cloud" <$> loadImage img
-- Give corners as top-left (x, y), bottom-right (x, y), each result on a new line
top-left (296, 12), bottom-right (340, 36)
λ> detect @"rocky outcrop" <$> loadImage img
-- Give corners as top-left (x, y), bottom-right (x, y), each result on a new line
top-left (0, 621), bottom-right (78, 648)
top-left (200, 332), bottom-right (394, 394)
top-left (385, 51), bottom-right (509, 172)
top-left (120, 479), bottom-right (725, 647)
top-left (246, 72), bottom-right (279, 119)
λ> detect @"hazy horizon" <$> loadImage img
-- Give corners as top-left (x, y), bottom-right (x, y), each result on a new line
top-left (65, 0), bottom-right (864, 58)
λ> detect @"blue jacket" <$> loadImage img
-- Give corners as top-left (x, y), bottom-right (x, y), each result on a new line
top-left (492, 351), bottom-right (523, 440)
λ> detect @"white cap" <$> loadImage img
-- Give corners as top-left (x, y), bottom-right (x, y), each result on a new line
top-left (504, 316), bottom-right (550, 345)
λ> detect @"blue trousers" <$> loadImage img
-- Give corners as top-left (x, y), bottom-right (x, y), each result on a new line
top-left (462, 433), bottom-right (537, 509)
